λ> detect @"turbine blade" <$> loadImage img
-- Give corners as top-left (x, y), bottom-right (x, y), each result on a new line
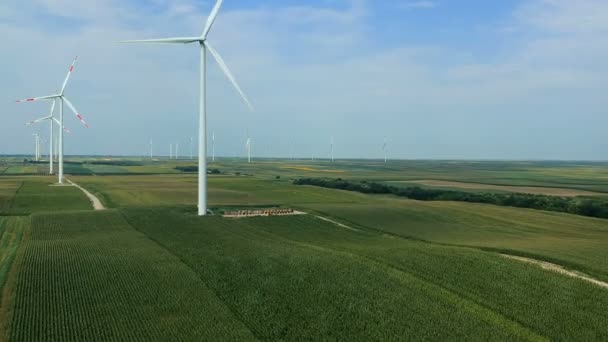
top-left (60, 56), bottom-right (78, 94)
top-left (62, 97), bottom-right (89, 128)
top-left (49, 99), bottom-right (56, 116)
top-left (205, 41), bottom-right (254, 111)
top-left (52, 117), bottom-right (71, 134)
top-left (202, 0), bottom-right (224, 39)
top-left (15, 95), bottom-right (58, 103)
top-left (25, 115), bottom-right (52, 126)
top-left (120, 37), bottom-right (200, 44)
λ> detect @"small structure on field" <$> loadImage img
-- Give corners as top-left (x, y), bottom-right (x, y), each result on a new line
top-left (223, 208), bottom-right (304, 218)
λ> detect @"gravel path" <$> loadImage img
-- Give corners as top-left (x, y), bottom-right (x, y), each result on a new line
top-left (315, 215), bottom-right (359, 232)
top-left (66, 178), bottom-right (106, 211)
top-left (502, 254), bottom-right (608, 289)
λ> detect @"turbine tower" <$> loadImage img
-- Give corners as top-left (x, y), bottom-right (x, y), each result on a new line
top-left (176, 143), bottom-right (179, 160)
top-left (122, 0), bottom-right (254, 216)
top-left (330, 136), bottom-right (335, 162)
top-left (16, 57), bottom-right (89, 184)
top-left (32, 133), bottom-right (40, 161)
top-left (246, 137), bottom-right (252, 163)
top-left (212, 131), bottom-right (215, 162)
top-left (25, 101), bottom-right (70, 175)
top-left (383, 137), bottom-right (388, 164)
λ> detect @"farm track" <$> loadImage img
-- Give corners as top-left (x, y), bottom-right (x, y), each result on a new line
top-left (313, 214), bottom-right (359, 231)
top-left (65, 178), bottom-right (105, 210)
top-left (129, 214), bottom-right (544, 340)
top-left (502, 254), bottom-right (608, 290)
top-left (252, 228), bottom-right (546, 340)
top-left (303, 208), bottom-right (608, 293)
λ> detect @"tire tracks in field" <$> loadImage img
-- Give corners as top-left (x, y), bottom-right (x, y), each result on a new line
top-left (119, 211), bottom-right (260, 341)
top-left (5, 181), bottom-right (24, 213)
top-left (502, 254), bottom-right (608, 289)
top-left (236, 225), bottom-right (547, 341)
top-left (308, 209), bottom-right (608, 290)
top-left (0, 216), bottom-right (29, 342)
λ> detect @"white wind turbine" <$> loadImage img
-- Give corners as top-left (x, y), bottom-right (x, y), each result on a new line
top-left (122, 0), bottom-right (254, 216)
top-left (330, 136), bottom-right (335, 162)
top-left (245, 137), bottom-right (252, 163)
top-left (383, 137), bottom-right (388, 164)
top-left (15, 57), bottom-right (89, 184)
top-left (25, 103), bottom-right (71, 175)
top-left (212, 131), bottom-right (216, 162)
top-left (32, 133), bottom-right (40, 161)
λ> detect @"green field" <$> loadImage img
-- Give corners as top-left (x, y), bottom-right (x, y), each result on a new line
top-left (0, 216), bottom-right (27, 337)
top-left (0, 158), bottom-right (607, 340)
top-left (8, 178), bottom-right (91, 214)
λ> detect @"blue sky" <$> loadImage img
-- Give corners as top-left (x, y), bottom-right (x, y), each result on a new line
top-left (1, 0), bottom-right (607, 160)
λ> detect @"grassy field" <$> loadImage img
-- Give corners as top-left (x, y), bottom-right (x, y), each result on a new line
top-left (70, 175), bottom-right (366, 209)
top-left (0, 179), bottom-right (22, 212)
top-left (123, 207), bottom-right (608, 340)
top-left (8, 179), bottom-right (91, 214)
top-left (1, 158), bottom-right (608, 340)
top-left (70, 174), bottom-right (608, 280)
top-left (5, 157), bottom-right (608, 192)
top-left (297, 197), bottom-right (608, 282)
top-left (0, 216), bottom-right (27, 338)
top-left (8, 211), bottom-right (254, 341)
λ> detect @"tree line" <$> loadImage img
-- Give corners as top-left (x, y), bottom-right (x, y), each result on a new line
top-left (293, 178), bottom-right (608, 220)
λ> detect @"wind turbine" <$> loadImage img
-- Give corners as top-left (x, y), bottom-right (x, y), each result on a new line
top-left (15, 57), bottom-right (89, 184)
top-left (330, 136), bottom-right (335, 162)
top-left (212, 131), bottom-right (215, 162)
top-left (383, 137), bottom-right (388, 164)
top-left (25, 105), bottom-right (71, 175)
top-left (176, 143), bottom-right (180, 160)
top-left (150, 139), bottom-right (153, 160)
top-left (32, 133), bottom-right (40, 161)
top-left (122, 0), bottom-right (254, 215)
top-left (246, 137), bottom-right (252, 163)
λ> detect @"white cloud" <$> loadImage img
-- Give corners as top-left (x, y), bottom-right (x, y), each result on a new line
top-left (0, 0), bottom-right (607, 159)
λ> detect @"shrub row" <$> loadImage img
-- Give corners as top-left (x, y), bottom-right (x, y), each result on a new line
top-left (294, 178), bottom-right (608, 219)
top-left (174, 166), bottom-right (221, 174)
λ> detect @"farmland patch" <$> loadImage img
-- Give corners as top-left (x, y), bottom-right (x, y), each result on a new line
top-left (8, 211), bottom-right (254, 341)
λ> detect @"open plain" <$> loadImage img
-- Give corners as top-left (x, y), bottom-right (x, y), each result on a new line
top-left (1, 158), bottom-right (608, 340)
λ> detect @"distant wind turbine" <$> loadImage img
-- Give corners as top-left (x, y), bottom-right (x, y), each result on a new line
top-left (122, 0), bottom-right (254, 216)
top-left (212, 131), bottom-right (215, 162)
top-left (176, 143), bottom-right (179, 160)
top-left (246, 137), bottom-right (252, 163)
top-left (383, 137), bottom-right (388, 164)
top-left (32, 133), bottom-right (40, 161)
top-left (150, 139), bottom-right (153, 160)
top-left (330, 136), bottom-right (335, 162)
top-left (15, 57), bottom-right (89, 184)
top-left (25, 103), bottom-right (71, 175)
